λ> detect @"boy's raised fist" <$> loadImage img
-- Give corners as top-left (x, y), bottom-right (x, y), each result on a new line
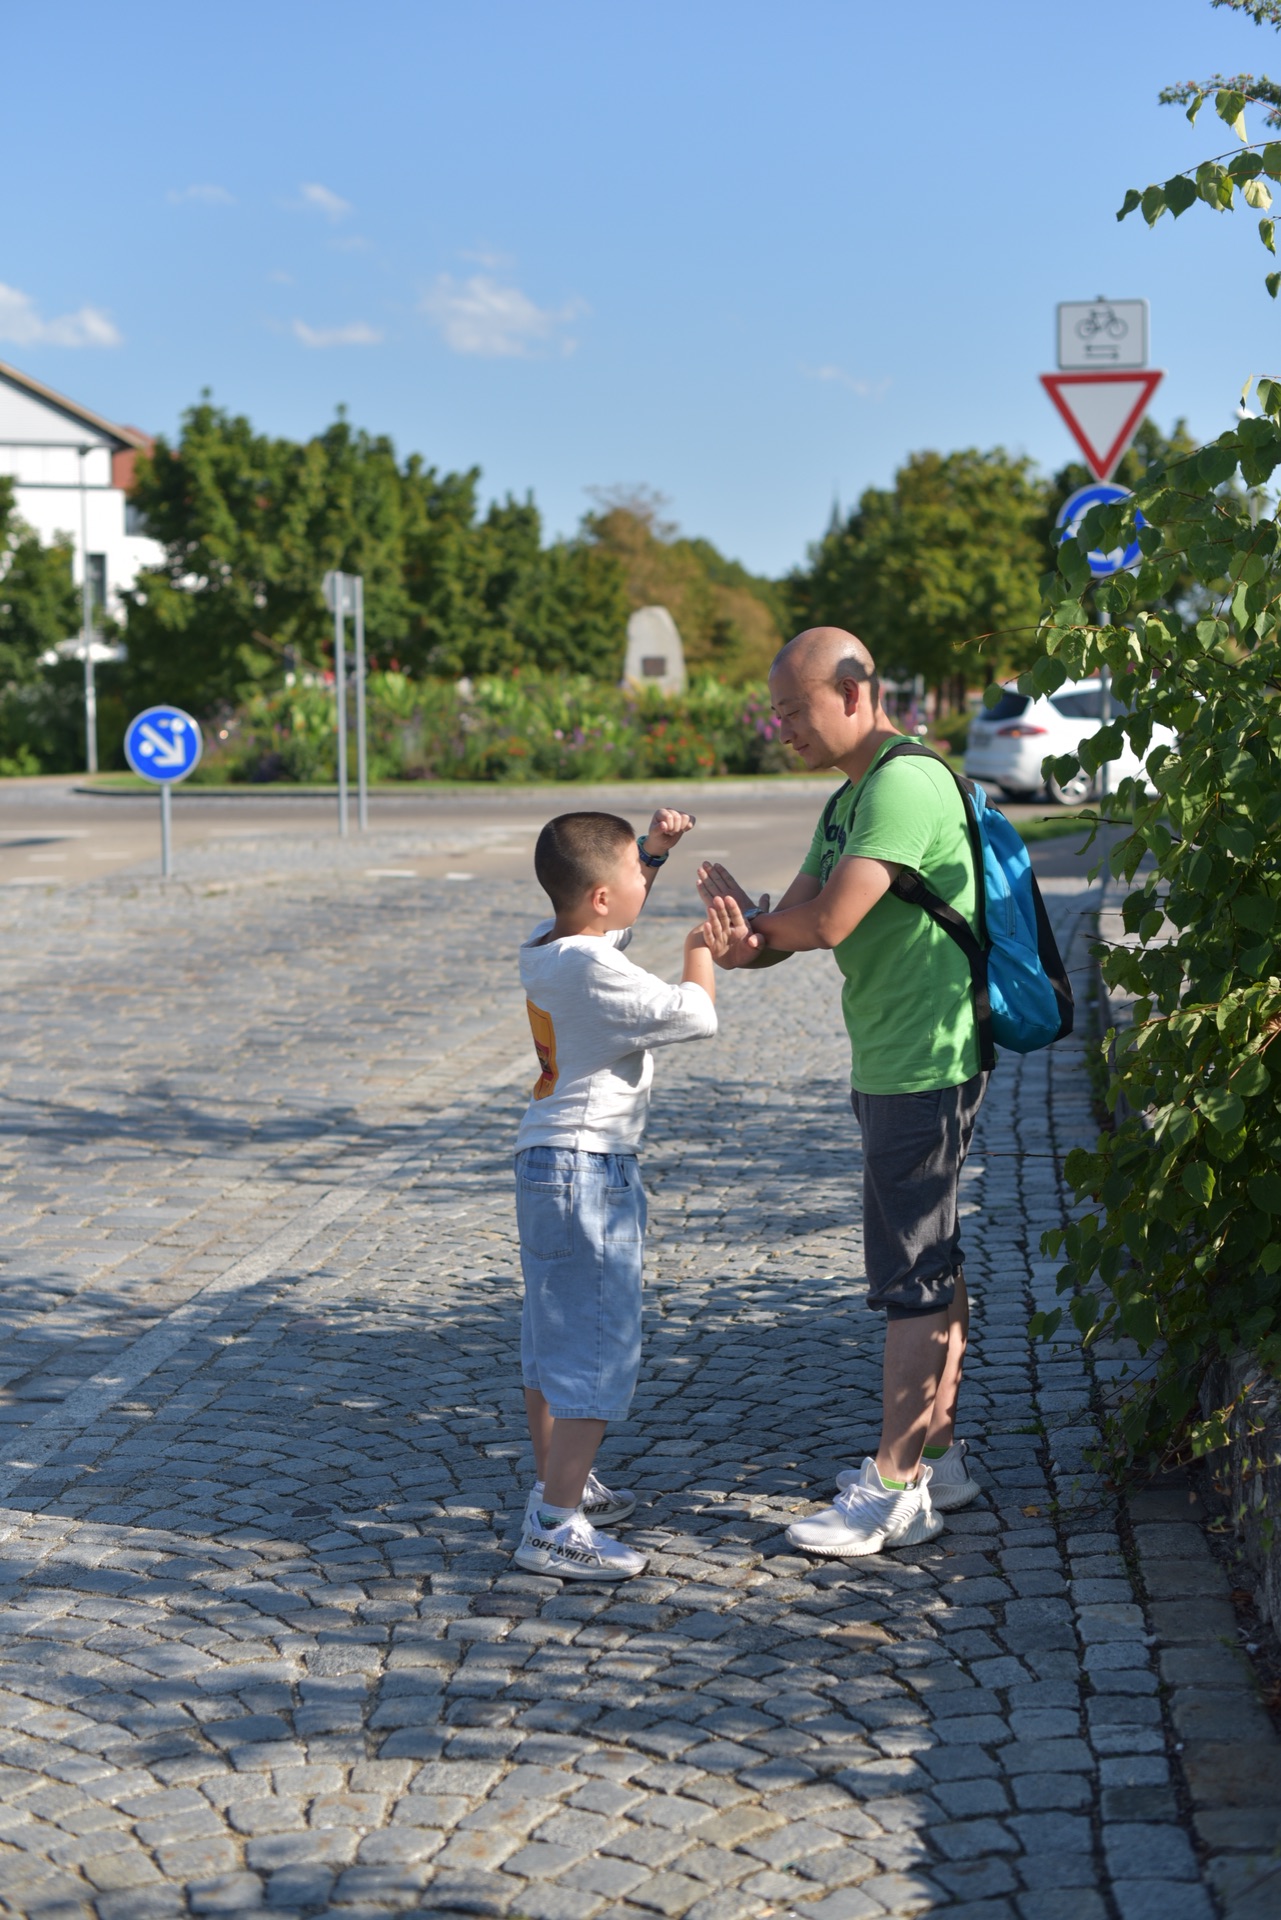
top-left (644, 807), bottom-right (696, 853)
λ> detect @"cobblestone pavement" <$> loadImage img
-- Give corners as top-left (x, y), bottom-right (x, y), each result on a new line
top-left (0, 838), bottom-right (1276, 1920)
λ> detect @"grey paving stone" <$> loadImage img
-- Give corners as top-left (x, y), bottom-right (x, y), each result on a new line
top-left (1110, 1883), bottom-right (1216, 1920)
top-left (0, 849), bottom-right (1245, 1920)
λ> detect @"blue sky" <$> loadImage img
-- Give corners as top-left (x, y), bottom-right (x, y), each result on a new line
top-left (4, 0), bottom-right (1279, 575)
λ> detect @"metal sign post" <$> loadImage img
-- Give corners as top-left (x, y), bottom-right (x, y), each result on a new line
top-left (322, 569), bottom-right (367, 836)
top-left (354, 573), bottom-right (368, 831)
top-left (78, 445), bottom-right (98, 775)
top-left (123, 705), bottom-right (203, 878)
top-left (334, 584), bottom-right (348, 838)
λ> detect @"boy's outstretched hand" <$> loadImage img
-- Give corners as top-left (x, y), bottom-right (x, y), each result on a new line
top-left (696, 895), bottom-right (764, 968)
top-left (645, 807), bottom-right (696, 854)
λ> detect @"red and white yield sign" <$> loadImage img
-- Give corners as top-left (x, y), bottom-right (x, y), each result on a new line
top-left (1040, 369), bottom-right (1165, 480)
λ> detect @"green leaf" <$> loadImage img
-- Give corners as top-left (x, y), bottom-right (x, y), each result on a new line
top-left (1216, 88), bottom-right (1248, 141)
top-left (1141, 184), bottom-right (1168, 225)
top-left (1218, 820), bottom-right (1256, 859)
top-left (1264, 141), bottom-right (1281, 177)
top-left (1268, 271), bottom-right (1281, 300)
top-left (1165, 173), bottom-right (1199, 216)
top-left (1262, 1244), bottom-right (1281, 1275)
top-left (1059, 540), bottom-right (1090, 592)
top-left (1185, 91), bottom-right (1205, 125)
top-left (1234, 1053), bottom-right (1271, 1097)
top-left (1121, 1297), bottom-right (1160, 1350)
top-left (1182, 1162), bottom-right (1215, 1205)
top-left (1196, 1086), bottom-right (1246, 1133)
top-left (1248, 1172), bottom-right (1281, 1215)
top-left (1030, 653), bottom-right (1068, 694)
top-left (1117, 187), bottom-right (1142, 221)
top-left (1156, 1104), bottom-right (1199, 1149)
top-left (1232, 893), bottom-right (1275, 934)
top-left (1261, 217), bottom-right (1277, 256)
top-left (1197, 160), bottom-right (1233, 210)
top-left (1246, 178), bottom-right (1274, 212)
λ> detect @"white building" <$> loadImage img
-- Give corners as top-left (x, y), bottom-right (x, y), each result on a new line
top-left (0, 357), bottom-right (164, 632)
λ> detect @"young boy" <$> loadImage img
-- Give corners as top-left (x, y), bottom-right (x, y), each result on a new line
top-left (512, 807), bottom-right (728, 1581)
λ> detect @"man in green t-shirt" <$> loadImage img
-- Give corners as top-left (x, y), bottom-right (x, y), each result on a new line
top-left (698, 625), bottom-right (987, 1557)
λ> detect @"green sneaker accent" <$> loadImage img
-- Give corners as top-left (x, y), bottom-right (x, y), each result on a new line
top-left (922, 1444), bottom-right (948, 1461)
top-left (880, 1476), bottom-right (909, 1492)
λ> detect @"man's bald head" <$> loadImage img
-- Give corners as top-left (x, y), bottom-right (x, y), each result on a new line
top-left (770, 626), bottom-right (880, 706)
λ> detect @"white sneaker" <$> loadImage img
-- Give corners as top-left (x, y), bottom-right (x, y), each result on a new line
top-left (788, 1459), bottom-right (943, 1558)
top-left (526, 1471), bottom-right (637, 1528)
top-left (837, 1439), bottom-right (980, 1513)
top-left (514, 1509), bottom-right (648, 1582)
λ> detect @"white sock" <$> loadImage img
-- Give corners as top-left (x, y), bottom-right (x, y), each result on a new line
top-left (536, 1499), bottom-right (578, 1529)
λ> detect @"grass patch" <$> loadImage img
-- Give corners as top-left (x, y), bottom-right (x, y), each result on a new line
top-left (1014, 812), bottom-right (1093, 843)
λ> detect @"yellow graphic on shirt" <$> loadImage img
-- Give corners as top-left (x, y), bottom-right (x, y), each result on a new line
top-left (526, 999), bottom-right (559, 1100)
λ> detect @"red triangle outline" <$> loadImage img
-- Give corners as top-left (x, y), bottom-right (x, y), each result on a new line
top-left (1040, 370), bottom-right (1165, 480)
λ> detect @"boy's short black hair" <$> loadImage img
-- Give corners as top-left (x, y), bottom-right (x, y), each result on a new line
top-left (535, 812), bottom-right (635, 911)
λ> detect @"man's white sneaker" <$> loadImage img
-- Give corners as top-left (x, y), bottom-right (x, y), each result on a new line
top-left (524, 1471), bottom-right (638, 1528)
top-left (514, 1509), bottom-right (648, 1581)
top-left (788, 1458), bottom-right (943, 1558)
top-left (917, 1439), bottom-right (980, 1511)
top-left (836, 1439), bottom-right (980, 1513)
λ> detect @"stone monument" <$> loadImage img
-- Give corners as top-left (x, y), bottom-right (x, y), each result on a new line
top-left (622, 605), bottom-right (687, 694)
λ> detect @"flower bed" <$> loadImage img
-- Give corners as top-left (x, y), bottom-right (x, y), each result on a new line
top-left (193, 671), bottom-right (801, 783)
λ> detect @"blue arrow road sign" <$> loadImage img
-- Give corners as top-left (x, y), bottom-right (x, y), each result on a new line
top-left (123, 705), bottom-right (203, 783)
top-left (1056, 481), bottom-right (1145, 577)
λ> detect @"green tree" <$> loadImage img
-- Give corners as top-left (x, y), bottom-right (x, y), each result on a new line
top-left (1029, 0), bottom-right (1281, 1472)
top-left (580, 490), bottom-right (786, 681)
top-left (0, 479), bottom-right (85, 774)
top-left (406, 491), bottom-right (629, 679)
top-left (122, 400), bottom-right (631, 711)
top-left (1119, 0), bottom-right (1281, 295)
top-left (0, 478), bottom-right (79, 686)
top-left (788, 448), bottom-right (1050, 705)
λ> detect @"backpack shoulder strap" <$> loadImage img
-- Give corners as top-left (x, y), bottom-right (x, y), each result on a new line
top-left (819, 777), bottom-right (852, 834)
top-left (867, 740), bottom-right (996, 1074)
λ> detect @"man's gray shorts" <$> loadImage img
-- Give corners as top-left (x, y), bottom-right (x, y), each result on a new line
top-left (850, 1070), bottom-right (988, 1320)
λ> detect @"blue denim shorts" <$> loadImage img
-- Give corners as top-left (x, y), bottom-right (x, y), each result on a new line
top-left (515, 1146), bottom-right (646, 1421)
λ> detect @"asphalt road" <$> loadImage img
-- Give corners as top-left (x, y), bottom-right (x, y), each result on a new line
top-left (0, 777), bottom-right (1098, 898)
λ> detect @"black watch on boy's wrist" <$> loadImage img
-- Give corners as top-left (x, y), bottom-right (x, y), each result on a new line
top-left (637, 836), bottom-right (669, 868)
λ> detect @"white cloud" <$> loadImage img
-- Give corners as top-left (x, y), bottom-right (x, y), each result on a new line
top-left (298, 181), bottom-right (352, 220)
top-left (268, 269), bottom-right (295, 285)
top-left (167, 184), bottom-right (234, 205)
top-left (421, 273), bottom-right (584, 358)
top-left (291, 318), bottom-right (382, 348)
top-left (803, 363), bottom-right (890, 399)
top-left (0, 282), bottom-right (121, 349)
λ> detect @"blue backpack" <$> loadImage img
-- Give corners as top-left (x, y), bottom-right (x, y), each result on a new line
top-left (837, 741), bottom-right (1074, 1072)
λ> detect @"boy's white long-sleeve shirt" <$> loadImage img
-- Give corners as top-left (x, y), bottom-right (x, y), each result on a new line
top-left (514, 922), bottom-right (717, 1155)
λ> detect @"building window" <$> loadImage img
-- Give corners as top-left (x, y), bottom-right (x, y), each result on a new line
top-left (124, 501), bottom-right (149, 536)
top-left (85, 553), bottom-right (107, 625)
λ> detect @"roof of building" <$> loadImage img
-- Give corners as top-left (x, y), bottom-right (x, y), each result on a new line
top-left (0, 357), bottom-right (152, 453)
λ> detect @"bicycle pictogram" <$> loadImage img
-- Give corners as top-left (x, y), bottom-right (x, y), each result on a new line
top-left (1075, 305), bottom-right (1129, 342)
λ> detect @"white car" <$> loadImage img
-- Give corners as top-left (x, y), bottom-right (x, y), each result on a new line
top-left (963, 677), bottom-right (1174, 805)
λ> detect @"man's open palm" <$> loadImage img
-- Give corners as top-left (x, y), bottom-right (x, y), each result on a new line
top-left (696, 861), bottom-right (766, 917)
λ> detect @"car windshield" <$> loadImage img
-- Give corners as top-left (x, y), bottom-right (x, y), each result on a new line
top-left (1051, 689), bottom-right (1103, 720)
top-left (983, 691), bottom-right (1030, 721)
top-left (1050, 685), bottom-right (1137, 720)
